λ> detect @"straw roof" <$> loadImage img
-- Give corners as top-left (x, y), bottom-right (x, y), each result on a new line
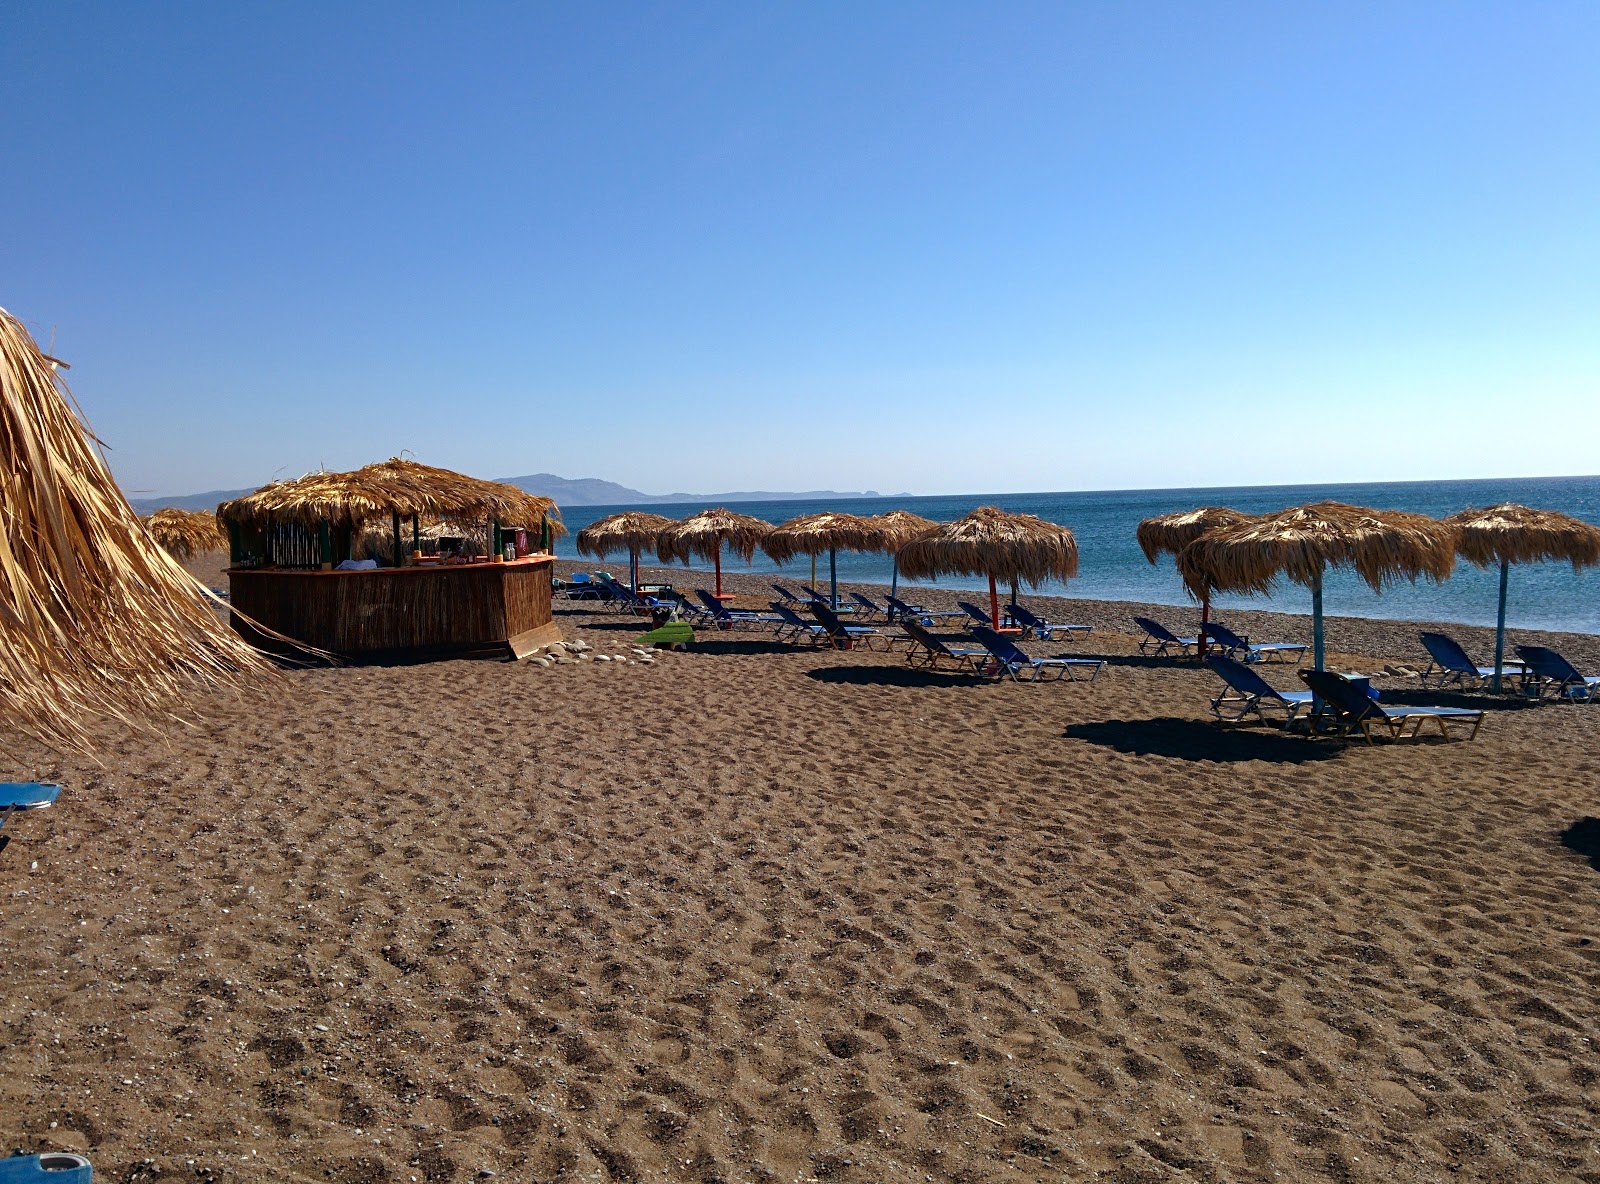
top-left (1445, 503), bottom-right (1600, 570)
top-left (1177, 501), bottom-right (1457, 598)
top-left (868, 509), bottom-right (938, 551)
top-left (896, 505), bottom-right (1079, 586)
top-left (656, 508), bottom-right (774, 565)
top-left (1137, 507), bottom-right (1255, 563)
top-left (761, 512), bottom-right (884, 564)
top-left (0, 306), bottom-right (272, 745)
top-left (576, 511), bottom-right (675, 560)
top-left (144, 507), bottom-right (226, 561)
top-left (218, 458), bottom-right (563, 534)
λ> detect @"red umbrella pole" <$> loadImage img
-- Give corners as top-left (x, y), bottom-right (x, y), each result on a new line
top-left (714, 547), bottom-right (724, 598)
top-left (989, 574), bottom-right (1000, 629)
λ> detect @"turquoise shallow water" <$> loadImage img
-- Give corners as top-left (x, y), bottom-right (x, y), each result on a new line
top-left (553, 476), bottom-right (1600, 635)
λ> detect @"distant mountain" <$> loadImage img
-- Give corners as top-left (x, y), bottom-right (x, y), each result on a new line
top-left (127, 474), bottom-right (898, 515)
top-left (128, 488), bottom-right (253, 515)
top-left (495, 473), bottom-right (892, 506)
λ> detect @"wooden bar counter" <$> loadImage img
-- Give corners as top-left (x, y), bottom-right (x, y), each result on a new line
top-left (227, 554), bottom-right (560, 662)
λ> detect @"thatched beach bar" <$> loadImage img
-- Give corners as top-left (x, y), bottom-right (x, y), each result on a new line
top-left (218, 459), bottom-right (563, 661)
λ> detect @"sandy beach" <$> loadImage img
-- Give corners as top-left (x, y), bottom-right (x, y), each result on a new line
top-left (2, 555), bottom-right (1598, 1183)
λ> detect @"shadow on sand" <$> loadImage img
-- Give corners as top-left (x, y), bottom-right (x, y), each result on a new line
top-left (1559, 817), bottom-right (1600, 872)
top-left (1064, 717), bottom-right (1342, 765)
top-left (807, 665), bottom-right (989, 689)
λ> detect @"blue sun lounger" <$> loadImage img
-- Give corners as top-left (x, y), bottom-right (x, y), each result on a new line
top-left (0, 1154), bottom-right (93, 1182)
top-left (849, 592), bottom-right (888, 620)
top-left (1132, 617), bottom-right (1198, 658)
top-left (0, 782), bottom-right (61, 859)
top-left (1005, 603), bottom-right (1092, 642)
top-left (809, 602), bottom-right (894, 650)
top-left (1419, 631), bottom-right (1527, 690)
top-left (771, 583), bottom-right (810, 607)
top-left (1206, 657), bottom-right (1313, 724)
top-left (898, 618), bottom-right (988, 671)
top-left (769, 603), bottom-right (831, 645)
top-left (885, 596), bottom-right (966, 627)
top-left (1514, 645), bottom-right (1600, 702)
top-left (970, 626), bottom-right (1103, 683)
top-left (695, 590), bottom-right (785, 631)
top-left (1202, 622), bottom-right (1306, 665)
top-left (1299, 669), bottom-right (1484, 742)
top-left (957, 600), bottom-right (1001, 629)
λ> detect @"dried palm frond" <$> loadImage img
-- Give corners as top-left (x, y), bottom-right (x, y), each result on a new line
top-left (655, 508), bottom-right (774, 565)
top-left (865, 509), bottom-right (938, 553)
top-left (760, 512), bottom-right (883, 564)
top-left (1136, 507), bottom-right (1255, 563)
top-left (1445, 503), bottom-right (1600, 570)
top-left (143, 507), bottom-right (226, 562)
top-left (0, 306), bottom-right (272, 746)
top-left (1177, 501), bottom-right (1456, 598)
top-left (576, 511), bottom-right (675, 561)
top-left (896, 505), bottom-right (1079, 586)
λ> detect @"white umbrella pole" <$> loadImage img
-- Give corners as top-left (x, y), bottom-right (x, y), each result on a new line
top-left (1493, 557), bottom-right (1509, 693)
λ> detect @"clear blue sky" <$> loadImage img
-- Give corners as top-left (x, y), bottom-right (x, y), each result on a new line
top-left (4, 2), bottom-right (1597, 498)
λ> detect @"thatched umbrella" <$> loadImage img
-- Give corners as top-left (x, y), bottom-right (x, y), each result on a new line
top-left (1444, 503), bottom-right (1600, 691)
top-left (656, 508), bottom-right (774, 599)
top-left (761, 512), bottom-right (882, 609)
top-left (1137, 507), bottom-right (1256, 659)
top-left (1178, 501), bottom-right (1457, 671)
top-left (144, 507), bottom-right (226, 562)
top-left (868, 509), bottom-right (937, 605)
top-left (576, 511), bottom-right (675, 590)
top-left (0, 306), bottom-right (271, 745)
top-left (897, 505), bottom-right (1079, 628)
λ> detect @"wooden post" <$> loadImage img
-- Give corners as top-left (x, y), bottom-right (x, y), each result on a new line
top-left (412, 514), bottom-right (421, 555)
top-left (228, 521), bottom-right (243, 566)
top-left (492, 520), bottom-right (503, 560)
top-left (318, 519), bottom-right (333, 570)
top-left (391, 511), bottom-right (403, 568)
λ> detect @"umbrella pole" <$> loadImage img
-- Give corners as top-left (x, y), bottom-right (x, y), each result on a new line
top-left (811, 552), bottom-right (816, 593)
top-left (1492, 557), bottom-right (1509, 693)
top-left (1311, 567), bottom-right (1325, 672)
top-left (1009, 577), bottom-right (1018, 626)
top-left (1199, 591), bottom-right (1211, 660)
top-left (989, 574), bottom-right (1000, 630)
top-left (830, 547), bottom-right (838, 609)
top-left (631, 545), bottom-right (639, 591)
top-left (890, 556), bottom-right (899, 605)
top-left (715, 548), bottom-right (724, 598)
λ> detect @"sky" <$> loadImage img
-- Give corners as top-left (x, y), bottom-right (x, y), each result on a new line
top-left (4, 2), bottom-right (1598, 499)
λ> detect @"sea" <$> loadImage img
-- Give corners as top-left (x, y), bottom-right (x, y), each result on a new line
top-left (552, 475), bottom-right (1600, 635)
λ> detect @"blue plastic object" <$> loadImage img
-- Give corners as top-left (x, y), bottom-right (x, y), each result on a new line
top-left (0, 1153), bottom-right (93, 1182)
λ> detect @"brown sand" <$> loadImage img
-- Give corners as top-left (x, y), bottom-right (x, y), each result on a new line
top-left (2, 555), bottom-right (1598, 1183)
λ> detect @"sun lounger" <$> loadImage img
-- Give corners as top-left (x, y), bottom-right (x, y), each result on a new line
top-left (1299, 669), bottom-right (1484, 742)
top-left (1005, 603), bottom-right (1092, 642)
top-left (0, 782), bottom-right (60, 859)
top-left (1202, 622), bottom-right (1306, 665)
top-left (563, 572), bottom-right (605, 600)
top-left (1206, 657), bottom-right (1313, 724)
top-left (770, 583), bottom-right (810, 607)
top-left (694, 590), bottom-right (785, 631)
top-left (957, 600), bottom-right (1002, 629)
top-left (885, 596), bottom-right (967, 627)
top-left (769, 603), bottom-right (831, 645)
top-left (1419, 631), bottom-right (1528, 690)
top-left (1514, 645), bottom-right (1600, 702)
top-left (809, 602), bottom-right (895, 650)
top-left (1132, 616), bottom-right (1198, 658)
top-left (803, 586), bottom-right (854, 611)
top-left (0, 1153), bottom-right (93, 1182)
top-left (970, 626), bottom-right (1104, 683)
top-left (849, 592), bottom-right (888, 620)
top-left (898, 618), bottom-right (988, 672)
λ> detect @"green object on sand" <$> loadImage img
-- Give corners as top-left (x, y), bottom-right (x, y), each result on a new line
top-left (635, 622), bottom-right (695, 648)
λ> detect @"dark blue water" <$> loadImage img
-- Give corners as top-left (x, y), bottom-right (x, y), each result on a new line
top-left (554, 476), bottom-right (1600, 634)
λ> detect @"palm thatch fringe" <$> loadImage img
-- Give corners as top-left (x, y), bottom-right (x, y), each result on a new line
top-left (868, 509), bottom-right (938, 552)
top-left (655, 508), bottom-right (774, 565)
top-left (144, 507), bottom-right (226, 561)
top-left (760, 512), bottom-right (884, 564)
top-left (576, 511), bottom-right (676, 560)
top-left (1136, 507), bottom-right (1255, 564)
top-left (0, 306), bottom-right (273, 746)
top-left (1445, 503), bottom-right (1600, 570)
top-left (218, 458), bottom-right (563, 534)
top-left (1177, 501), bottom-right (1456, 599)
top-left (896, 506), bottom-right (1079, 585)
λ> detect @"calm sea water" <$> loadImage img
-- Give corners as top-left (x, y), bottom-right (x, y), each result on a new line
top-left (553, 476), bottom-right (1600, 635)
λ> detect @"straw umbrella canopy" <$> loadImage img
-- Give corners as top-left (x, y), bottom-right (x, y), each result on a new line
top-left (144, 507), bottom-right (227, 562)
top-left (1137, 507), bottom-right (1256, 658)
top-left (0, 306), bottom-right (272, 746)
top-left (868, 510), bottom-right (937, 605)
top-left (1177, 501), bottom-right (1457, 671)
top-left (1444, 503), bottom-right (1600, 691)
top-left (761, 512), bottom-right (882, 608)
top-left (896, 505), bottom-right (1079, 628)
top-left (655, 508), bottom-right (774, 598)
top-left (576, 511), bottom-right (675, 590)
